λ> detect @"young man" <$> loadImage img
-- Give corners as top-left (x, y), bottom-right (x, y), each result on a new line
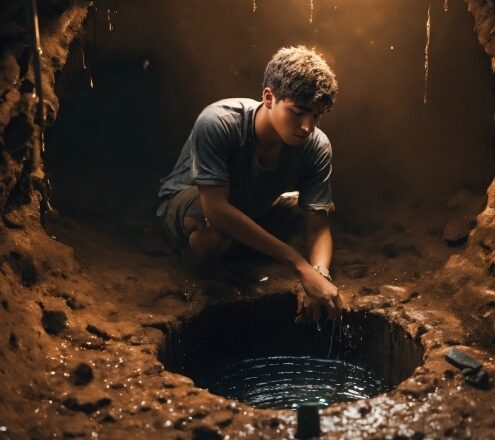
top-left (157, 46), bottom-right (344, 319)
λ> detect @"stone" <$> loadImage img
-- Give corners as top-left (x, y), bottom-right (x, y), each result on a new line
top-left (41, 310), bottom-right (67, 335)
top-left (64, 295), bottom-right (85, 310)
top-left (462, 367), bottom-right (478, 377)
top-left (342, 264), bottom-right (369, 279)
top-left (443, 217), bottom-right (474, 247)
top-left (465, 369), bottom-right (491, 390)
top-left (52, 291), bottom-right (85, 310)
top-left (445, 348), bottom-right (482, 372)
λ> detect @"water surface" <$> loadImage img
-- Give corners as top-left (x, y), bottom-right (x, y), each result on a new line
top-left (197, 355), bottom-right (390, 409)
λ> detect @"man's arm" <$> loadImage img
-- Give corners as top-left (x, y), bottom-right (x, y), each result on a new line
top-left (198, 185), bottom-right (342, 317)
top-left (299, 212), bottom-right (342, 320)
top-left (306, 212), bottom-right (333, 276)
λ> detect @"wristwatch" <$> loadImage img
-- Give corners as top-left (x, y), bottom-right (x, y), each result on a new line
top-left (312, 265), bottom-right (332, 282)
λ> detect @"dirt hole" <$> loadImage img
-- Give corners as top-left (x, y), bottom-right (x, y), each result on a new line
top-left (159, 293), bottom-right (424, 409)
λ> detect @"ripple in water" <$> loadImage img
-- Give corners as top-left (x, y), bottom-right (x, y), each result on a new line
top-left (198, 355), bottom-right (390, 409)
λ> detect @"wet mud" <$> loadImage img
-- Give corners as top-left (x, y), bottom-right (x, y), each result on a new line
top-left (0, 205), bottom-right (494, 439)
top-left (1, 1), bottom-right (495, 439)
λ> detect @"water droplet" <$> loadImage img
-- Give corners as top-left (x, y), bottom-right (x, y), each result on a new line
top-left (424, 2), bottom-right (431, 105)
top-left (107, 9), bottom-right (113, 32)
top-left (80, 41), bottom-right (87, 69)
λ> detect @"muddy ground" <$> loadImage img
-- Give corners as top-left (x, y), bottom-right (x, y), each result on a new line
top-left (2, 0), bottom-right (495, 438)
top-left (1, 189), bottom-right (495, 439)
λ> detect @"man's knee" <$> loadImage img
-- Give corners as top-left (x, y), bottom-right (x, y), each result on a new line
top-left (187, 221), bottom-right (231, 257)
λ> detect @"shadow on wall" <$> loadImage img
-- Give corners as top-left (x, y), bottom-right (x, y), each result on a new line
top-left (45, 0), bottom-right (495, 228)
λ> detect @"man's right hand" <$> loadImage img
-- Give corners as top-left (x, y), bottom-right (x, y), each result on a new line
top-left (296, 265), bottom-right (344, 321)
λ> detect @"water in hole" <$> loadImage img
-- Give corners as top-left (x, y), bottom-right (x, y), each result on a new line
top-left (197, 355), bottom-right (390, 409)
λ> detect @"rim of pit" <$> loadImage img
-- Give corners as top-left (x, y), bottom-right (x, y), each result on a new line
top-left (157, 292), bottom-right (425, 409)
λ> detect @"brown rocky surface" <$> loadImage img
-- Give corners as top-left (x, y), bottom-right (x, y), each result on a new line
top-left (0, 200), bottom-right (494, 439)
top-left (1, 0), bottom-right (495, 439)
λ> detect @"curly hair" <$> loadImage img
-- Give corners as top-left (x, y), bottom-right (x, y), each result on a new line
top-left (263, 46), bottom-right (338, 113)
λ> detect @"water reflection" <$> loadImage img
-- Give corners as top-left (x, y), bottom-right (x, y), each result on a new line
top-left (198, 355), bottom-right (389, 409)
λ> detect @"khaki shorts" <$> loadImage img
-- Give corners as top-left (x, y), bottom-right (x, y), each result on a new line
top-left (161, 186), bottom-right (205, 249)
top-left (161, 186), bottom-right (306, 250)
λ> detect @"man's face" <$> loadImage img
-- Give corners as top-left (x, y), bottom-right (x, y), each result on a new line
top-left (269, 95), bottom-right (323, 147)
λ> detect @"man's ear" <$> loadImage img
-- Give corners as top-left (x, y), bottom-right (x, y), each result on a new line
top-left (262, 87), bottom-right (274, 110)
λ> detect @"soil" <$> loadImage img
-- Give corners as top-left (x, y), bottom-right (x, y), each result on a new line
top-left (2, 0), bottom-right (495, 438)
top-left (1, 193), bottom-right (495, 439)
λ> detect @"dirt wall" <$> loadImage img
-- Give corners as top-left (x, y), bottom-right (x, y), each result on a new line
top-left (44, 0), bottom-right (495, 228)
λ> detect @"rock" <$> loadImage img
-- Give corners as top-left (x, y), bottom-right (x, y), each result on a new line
top-left (41, 310), bottom-right (67, 335)
top-left (447, 189), bottom-right (485, 212)
top-left (462, 367), bottom-right (478, 377)
top-left (465, 369), bottom-right (492, 390)
top-left (51, 291), bottom-right (85, 310)
top-left (445, 348), bottom-right (482, 372)
top-left (64, 295), bottom-right (85, 310)
top-left (70, 363), bottom-right (93, 386)
top-left (399, 376), bottom-right (437, 397)
top-left (443, 217), bottom-right (474, 247)
top-left (342, 264), bottom-right (369, 279)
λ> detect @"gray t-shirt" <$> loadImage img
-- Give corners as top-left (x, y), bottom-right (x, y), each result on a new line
top-left (157, 98), bottom-right (334, 218)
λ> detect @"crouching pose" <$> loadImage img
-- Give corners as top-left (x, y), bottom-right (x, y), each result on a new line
top-left (157, 45), bottom-right (344, 320)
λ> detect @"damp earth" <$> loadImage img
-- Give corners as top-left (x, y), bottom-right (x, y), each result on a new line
top-left (1, 1), bottom-right (495, 439)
